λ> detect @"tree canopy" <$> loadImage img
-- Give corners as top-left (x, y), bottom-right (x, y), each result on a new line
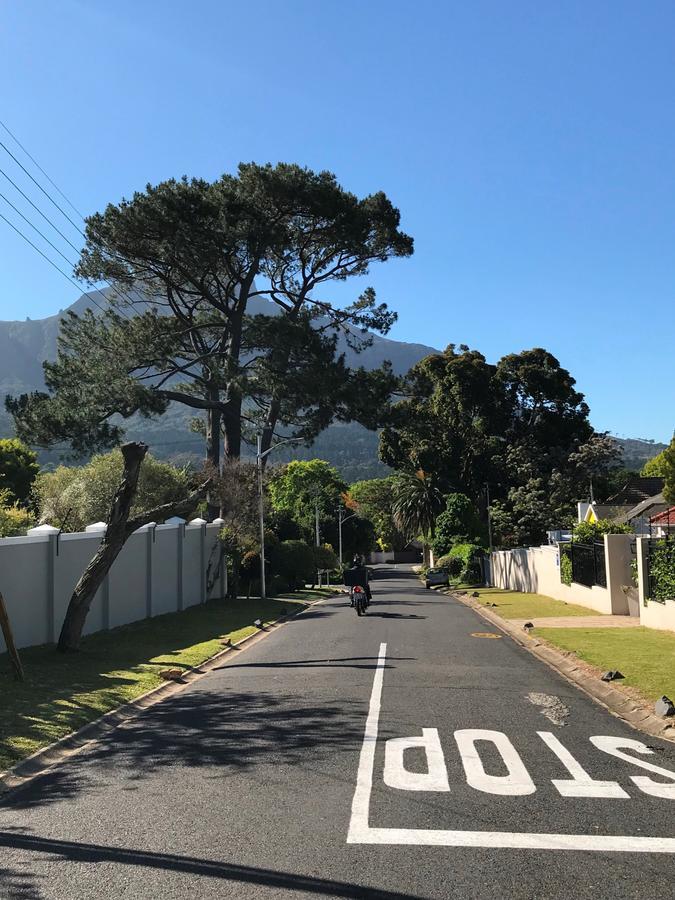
top-left (8, 164), bottom-right (412, 484)
top-left (381, 345), bottom-right (619, 546)
top-left (0, 438), bottom-right (39, 504)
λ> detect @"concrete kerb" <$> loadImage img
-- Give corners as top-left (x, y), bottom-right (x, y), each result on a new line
top-left (0, 591), bottom-right (341, 799)
top-left (449, 590), bottom-right (675, 745)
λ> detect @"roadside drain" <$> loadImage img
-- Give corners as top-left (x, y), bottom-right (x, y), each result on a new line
top-left (527, 692), bottom-right (570, 726)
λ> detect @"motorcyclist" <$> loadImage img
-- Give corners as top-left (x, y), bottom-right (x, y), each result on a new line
top-left (345, 555), bottom-right (372, 604)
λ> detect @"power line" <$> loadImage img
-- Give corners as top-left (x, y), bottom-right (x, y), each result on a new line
top-left (0, 118), bottom-right (84, 219)
top-left (0, 209), bottom-right (107, 315)
top-left (0, 124), bottom-right (143, 314)
top-left (0, 187), bottom-right (79, 272)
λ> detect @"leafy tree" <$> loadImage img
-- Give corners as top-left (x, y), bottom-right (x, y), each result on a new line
top-left (0, 439), bottom-right (39, 505)
top-left (268, 459), bottom-right (347, 537)
top-left (382, 345), bottom-right (615, 547)
top-left (0, 489), bottom-right (35, 537)
top-left (34, 450), bottom-right (191, 532)
top-left (8, 165), bottom-right (412, 489)
top-left (431, 493), bottom-right (484, 556)
top-left (269, 539), bottom-right (316, 591)
top-left (313, 544), bottom-right (339, 573)
top-left (642, 436), bottom-right (675, 503)
top-left (392, 471), bottom-right (444, 563)
top-left (348, 476), bottom-right (407, 551)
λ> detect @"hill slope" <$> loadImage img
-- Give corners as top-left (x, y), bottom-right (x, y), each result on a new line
top-left (0, 293), bottom-right (666, 480)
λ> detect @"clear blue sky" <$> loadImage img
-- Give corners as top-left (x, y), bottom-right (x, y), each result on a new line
top-left (1, 1), bottom-right (674, 442)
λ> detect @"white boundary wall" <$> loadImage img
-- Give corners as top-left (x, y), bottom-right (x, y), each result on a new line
top-left (489, 535), bottom-right (635, 616)
top-left (0, 520), bottom-right (226, 652)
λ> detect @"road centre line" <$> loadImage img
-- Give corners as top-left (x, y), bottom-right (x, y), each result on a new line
top-left (346, 644), bottom-right (675, 853)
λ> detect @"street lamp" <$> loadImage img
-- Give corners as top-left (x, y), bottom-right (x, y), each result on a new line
top-left (256, 434), bottom-right (299, 600)
top-left (338, 505), bottom-right (358, 568)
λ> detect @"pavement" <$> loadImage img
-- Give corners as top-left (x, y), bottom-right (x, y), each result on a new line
top-left (1, 566), bottom-right (675, 899)
top-left (510, 615), bottom-right (642, 629)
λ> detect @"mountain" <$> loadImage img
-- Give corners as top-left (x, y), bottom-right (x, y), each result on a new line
top-left (0, 292), bottom-right (666, 481)
top-left (0, 291), bottom-right (436, 480)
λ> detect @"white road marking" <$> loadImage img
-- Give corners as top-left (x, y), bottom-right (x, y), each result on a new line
top-left (538, 731), bottom-right (628, 798)
top-left (346, 644), bottom-right (675, 852)
top-left (384, 729), bottom-right (450, 792)
top-left (591, 736), bottom-right (675, 800)
top-left (454, 729), bottom-right (536, 796)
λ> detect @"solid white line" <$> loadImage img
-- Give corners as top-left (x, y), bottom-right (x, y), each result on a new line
top-left (347, 641), bottom-right (387, 843)
top-left (346, 642), bottom-right (675, 853)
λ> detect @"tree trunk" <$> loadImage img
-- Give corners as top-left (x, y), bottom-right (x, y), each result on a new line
top-left (57, 442), bottom-right (211, 653)
top-left (0, 591), bottom-right (24, 681)
top-left (57, 442), bottom-right (148, 652)
top-left (222, 394), bottom-right (242, 461)
top-left (205, 399), bottom-right (221, 521)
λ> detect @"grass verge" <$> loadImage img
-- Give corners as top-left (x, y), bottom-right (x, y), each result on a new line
top-left (535, 626), bottom-right (675, 703)
top-left (465, 587), bottom-right (597, 619)
top-left (0, 593), bottom-right (321, 773)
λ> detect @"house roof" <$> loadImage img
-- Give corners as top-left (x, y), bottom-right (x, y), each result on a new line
top-left (650, 506), bottom-right (675, 526)
top-left (606, 477), bottom-right (665, 506)
top-left (615, 493), bottom-right (666, 524)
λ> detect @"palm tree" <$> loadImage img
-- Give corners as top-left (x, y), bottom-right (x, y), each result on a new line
top-left (393, 471), bottom-right (445, 566)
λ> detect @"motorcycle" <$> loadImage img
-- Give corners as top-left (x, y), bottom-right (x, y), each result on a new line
top-left (350, 584), bottom-right (368, 616)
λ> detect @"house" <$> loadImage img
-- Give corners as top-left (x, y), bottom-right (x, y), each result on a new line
top-left (577, 477), bottom-right (666, 531)
top-left (649, 505), bottom-right (675, 538)
top-left (615, 493), bottom-right (669, 535)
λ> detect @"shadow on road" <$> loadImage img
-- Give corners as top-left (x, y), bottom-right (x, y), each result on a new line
top-left (0, 831), bottom-right (423, 899)
top-left (215, 655), bottom-right (414, 671)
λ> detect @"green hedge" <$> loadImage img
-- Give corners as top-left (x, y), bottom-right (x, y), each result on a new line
top-left (437, 543), bottom-right (483, 583)
top-left (650, 541), bottom-right (675, 602)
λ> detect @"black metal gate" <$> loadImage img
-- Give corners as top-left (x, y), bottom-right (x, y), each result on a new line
top-left (570, 541), bottom-right (607, 588)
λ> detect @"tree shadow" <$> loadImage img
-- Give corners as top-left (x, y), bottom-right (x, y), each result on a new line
top-left (1, 685), bottom-right (374, 811)
top-left (0, 862), bottom-right (45, 899)
top-left (0, 831), bottom-right (423, 899)
top-left (214, 656), bottom-right (414, 671)
top-left (365, 613), bottom-right (426, 620)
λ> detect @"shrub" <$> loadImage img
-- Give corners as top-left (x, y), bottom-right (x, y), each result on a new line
top-left (0, 490), bottom-right (34, 537)
top-left (559, 544), bottom-right (573, 585)
top-left (270, 540), bottom-right (315, 590)
top-left (431, 493), bottom-right (483, 556)
top-left (314, 543), bottom-right (339, 572)
top-left (572, 519), bottom-right (632, 543)
top-left (649, 541), bottom-right (675, 602)
top-left (447, 542), bottom-right (484, 583)
top-left (270, 575), bottom-right (290, 595)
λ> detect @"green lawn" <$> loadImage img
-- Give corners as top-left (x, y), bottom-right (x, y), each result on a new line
top-left (468, 587), bottom-right (597, 619)
top-left (536, 626), bottom-right (675, 702)
top-left (0, 593), bottom-right (322, 774)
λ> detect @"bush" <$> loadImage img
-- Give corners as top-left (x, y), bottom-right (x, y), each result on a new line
top-left (35, 450), bottom-right (191, 531)
top-left (314, 543), bottom-right (339, 572)
top-left (447, 542), bottom-right (484, 583)
top-left (269, 575), bottom-right (290, 595)
top-left (649, 541), bottom-right (675, 602)
top-left (431, 493), bottom-right (483, 556)
top-left (572, 519), bottom-right (633, 543)
top-left (0, 439), bottom-right (39, 504)
top-left (270, 540), bottom-right (315, 590)
top-left (560, 544), bottom-right (573, 585)
top-left (0, 490), bottom-right (34, 537)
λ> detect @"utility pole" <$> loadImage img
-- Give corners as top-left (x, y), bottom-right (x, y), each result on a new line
top-left (315, 501), bottom-right (321, 586)
top-left (338, 504), bottom-right (357, 567)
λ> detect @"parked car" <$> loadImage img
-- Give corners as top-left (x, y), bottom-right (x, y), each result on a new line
top-left (425, 566), bottom-right (450, 589)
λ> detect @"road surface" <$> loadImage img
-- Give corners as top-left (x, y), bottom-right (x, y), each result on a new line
top-left (1, 566), bottom-right (674, 899)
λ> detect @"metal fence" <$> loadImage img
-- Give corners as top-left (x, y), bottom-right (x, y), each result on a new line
top-left (570, 541), bottom-right (607, 588)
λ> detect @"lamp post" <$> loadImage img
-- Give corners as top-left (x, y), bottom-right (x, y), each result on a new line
top-left (338, 506), bottom-right (358, 567)
top-left (256, 434), bottom-right (299, 600)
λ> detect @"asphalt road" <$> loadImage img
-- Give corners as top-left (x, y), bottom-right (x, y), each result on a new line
top-left (2, 566), bottom-right (675, 899)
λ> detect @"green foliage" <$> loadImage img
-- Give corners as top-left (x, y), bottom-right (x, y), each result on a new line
top-left (313, 543), bottom-right (339, 572)
top-left (348, 476), bottom-right (407, 551)
top-left (269, 540), bottom-right (316, 591)
top-left (0, 489), bottom-right (35, 537)
top-left (436, 554), bottom-right (464, 578)
top-left (0, 438), bottom-right (39, 504)
top-left (445, 542), bottom-right (484, 583)
top-left (572, 519), bottom-right (633, 543)
top-left (645, 437), bottom-right (675, 504)
top-left (381, 344), bottom-right (619, 548)
top-left (641, 446), bottom-right (670, 477)
top-left (560, 544), bottom-right (573, 585)
top-left (34, 450), bottom-right (191, 532)
top-left (9, 164), bottom-right (411, 465)
top-left (649, 541), bottom-right (675, 602)
top-left (269, 460), bottom-right (347, 535)
top-left (431, 493), bottom-right (483, 556)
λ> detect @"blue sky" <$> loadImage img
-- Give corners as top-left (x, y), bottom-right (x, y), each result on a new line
top-left (0, 0), bottom-right (673, 442)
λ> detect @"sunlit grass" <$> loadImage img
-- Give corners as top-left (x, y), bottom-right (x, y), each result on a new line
top-left (468, 587), bottom-right (598, 619)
